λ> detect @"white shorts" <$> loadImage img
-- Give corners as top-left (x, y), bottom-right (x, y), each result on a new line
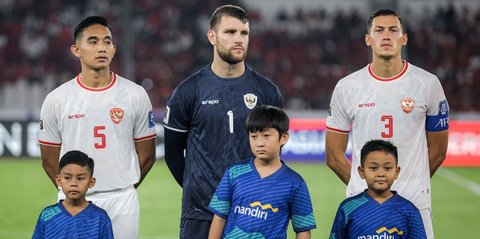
top-left (420, 208), bottom-right (434, 239)
top-left (58, 187), bottom-right (140, 239)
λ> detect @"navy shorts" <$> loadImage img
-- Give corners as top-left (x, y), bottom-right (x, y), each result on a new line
top-left (180, 219), bottom-right (211, 239)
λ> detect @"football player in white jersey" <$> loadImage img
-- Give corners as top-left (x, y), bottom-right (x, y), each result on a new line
top-left (325, 9), bottom-right (449, 239)
top-left (39, 16), bottom-right (156, 239)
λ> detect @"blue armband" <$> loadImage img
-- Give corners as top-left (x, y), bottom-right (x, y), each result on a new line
top-left (426, 100), bottom-right (449, 131)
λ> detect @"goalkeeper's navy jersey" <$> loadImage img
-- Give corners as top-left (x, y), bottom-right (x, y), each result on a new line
top-left (163, 65), bottom-right (283, 220)
top-left (330, 190), bottom-right (427, 239)
top-left (209, 158), bottom-right (316, 238)
top-left (32, 201), bottom-right (114, 239)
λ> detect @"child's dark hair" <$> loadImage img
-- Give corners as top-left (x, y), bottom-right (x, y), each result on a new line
top-left (209, 4), bottom-right (248, 31)
top-left (360, 139), bottom-right (398, 166)
top-left (74, 16), bottom-right (110, 41)
top-left (367, 9), bottom-right (406, 33)
top-left (58, 150), bottom-right (95, 175)
top-left (246, 105), bottom-right (289, 137)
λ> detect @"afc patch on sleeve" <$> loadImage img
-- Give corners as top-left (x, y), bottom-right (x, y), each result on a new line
top-left (426, 100), bottom-right (449, 131)
top-left (148, 111), bottom-right (155, 128)
top-left (163, 106), bottom-right (170, 125)
top-left (39, 120), bottom-right (45, 133)
top-left (439, 100), bottom-right (448, 116)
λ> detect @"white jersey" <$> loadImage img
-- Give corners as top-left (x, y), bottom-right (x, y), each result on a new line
top-left (39, 73), bottom-right (156, 196)
top-left (326, 62), bottom-right (449, 210)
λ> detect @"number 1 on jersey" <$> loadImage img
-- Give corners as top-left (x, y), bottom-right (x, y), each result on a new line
top-left (227, 111), bottom-right (234, 133)
top-left (94, 126), bottom-right (106, 149)
top-left (381, 115), bottom-right (393, 138)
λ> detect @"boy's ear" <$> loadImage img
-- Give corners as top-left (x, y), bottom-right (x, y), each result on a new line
top-left (55, 174), bottom-right (61, 187)
top-left (358, 166), bottom-right (365, 179)
top-left (89, 177), bottom-right (96, 188)
top-left (280, 132), bottom-right (289, 145)
top-left (395, 166), bottom-right (400, 179)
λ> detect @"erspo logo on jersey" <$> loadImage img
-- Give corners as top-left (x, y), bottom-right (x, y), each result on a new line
top-left (356, 227), bottom-right (403, 239)
top-left (358, 102), bottom-right (375, 108)
top-left (202, 99), bottom-right (220, 105)
top-left (234, 201), bottom-right (278, 220)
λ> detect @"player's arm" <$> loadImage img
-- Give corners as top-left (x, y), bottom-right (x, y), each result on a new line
top-left (329, 205), bottom-right (346, 239)
top-left (134, 138), bottom-right (156, 189)
top-left (295, 231), bottom-right (311, 239)
top-left (208, 215), bottom-right (226, 239)
top-left (40, 145), bottom-right (61, 189)
top-left (164, 127), bottom-right (187, 187)
top-left (325, 130), bottom-right (351, 185)
top-left (427, 130), bottom-right (448, 177)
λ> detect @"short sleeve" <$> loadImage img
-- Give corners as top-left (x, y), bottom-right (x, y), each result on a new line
top-left (208, 168), bottom-right (232, 219)
top-left (32, 211), bottom-right (45, 239)
top-left (326, 83), bottom-right (351, 133)
top-left (270, 84), bottom-right (284, 108)
top-left (163, 85), bottom-right (191, 133)
top-left (39, 93), bottom-right (61, 146)
top-left (425, 77), bottom-right (449, 131)
top-left (291, 181), bottom-right (316, 232)
top-left (329, 204), bottom-right (347, 239)
top-left (100, 211), bottom-right (115, 239)
top-left (133, 88), bottom-right (156, 141)
top-left (407, 208), bottom-right (427, 239)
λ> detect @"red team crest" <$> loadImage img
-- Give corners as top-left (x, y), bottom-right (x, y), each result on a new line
top-left (110, 108), bottom-right (124, 124)
top-left (401, 97), bottom-right (415, 113)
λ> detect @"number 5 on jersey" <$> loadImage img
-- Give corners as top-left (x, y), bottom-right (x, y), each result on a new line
top-left (94, 126), bottom-right (106, 149)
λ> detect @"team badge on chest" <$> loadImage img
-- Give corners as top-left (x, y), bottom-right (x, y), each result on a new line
top-left (244, 93), bottom-right (258, 109)
top-left (110, 108), bottom-right (124, 124)
top-left (401, 97), bottom-right (415, 113)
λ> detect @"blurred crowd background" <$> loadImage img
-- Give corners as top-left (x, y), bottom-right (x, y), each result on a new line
top-left (0, 0), bottom-right (479, 118)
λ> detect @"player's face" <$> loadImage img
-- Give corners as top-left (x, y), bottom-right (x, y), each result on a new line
top-left (56, 164), bottom-right (95, 202)
top-left (358, 151), bottom-right (399, 195)
top-left (71, 24), bottom-right (116, 71)
top-left (210, 16), bottom-right (249, 65)
top-left (365, 15), bottom-right (407, 60)
top-left (249, 128), bottom-right (288, 163)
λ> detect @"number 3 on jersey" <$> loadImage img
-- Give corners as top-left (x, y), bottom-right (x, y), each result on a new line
top-left (381, 115), bottom-right (393, 138)
top-left (94, 126), bottom-right (106, 149)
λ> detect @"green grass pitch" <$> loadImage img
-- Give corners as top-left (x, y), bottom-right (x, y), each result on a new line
top-left (0, 158), bottom-right (478, 238)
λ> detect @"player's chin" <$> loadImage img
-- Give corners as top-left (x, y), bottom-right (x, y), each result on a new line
top-left (67, 190), bottom-right (82, 196)
top-left (378, 53), bottom-right (395, 60)
top-left (255, 154), bottom-right (270, 161)
top-left (91, 62), bottom-right (110, 69)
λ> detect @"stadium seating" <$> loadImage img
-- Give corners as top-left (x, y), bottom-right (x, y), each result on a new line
top-left (0, 0), bottom-right (479, 112)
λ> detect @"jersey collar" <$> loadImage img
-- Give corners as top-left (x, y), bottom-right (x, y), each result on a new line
top-left (76, 72), bottom-right (117, 92)
top-left (368, 61), bottom-right (408, 82)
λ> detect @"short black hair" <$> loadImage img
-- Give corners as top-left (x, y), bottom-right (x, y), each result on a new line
top-left (360, 139), bottom-right (398, 166)
top-left (58, 150), bottom-right (95, 175)
top-left (74, 16), bottom-right (110, 41)
top-left (367, 9), bottom-right (405, 33)
top-left (209, 4), bottom-right (248, 31)
top-left (246, 105), bottom-right (289, 138)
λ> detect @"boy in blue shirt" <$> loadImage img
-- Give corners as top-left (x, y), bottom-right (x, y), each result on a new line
top-left (329, 140), bottom-right (427, 239)
top-left (208, 105), bottom-right (316, 239)
top-left (33, 150), bottom-right (114, 239)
